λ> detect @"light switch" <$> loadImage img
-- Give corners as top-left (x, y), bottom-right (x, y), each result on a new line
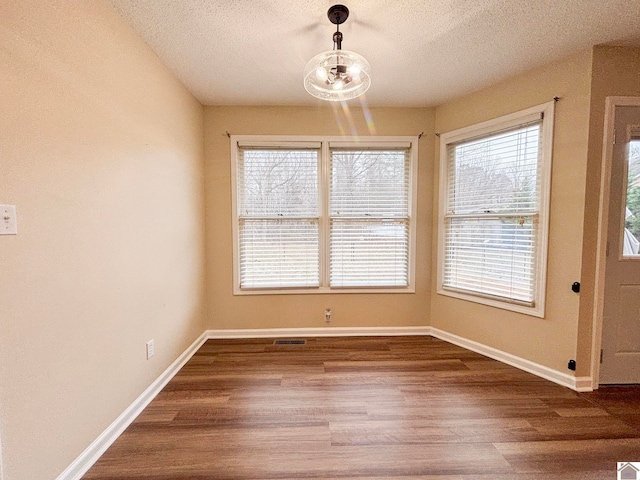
top-left (1, 205), bottom-right (17, 235)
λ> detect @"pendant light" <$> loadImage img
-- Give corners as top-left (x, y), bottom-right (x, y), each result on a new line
top-left (303, 5), bottom-right (371, 101)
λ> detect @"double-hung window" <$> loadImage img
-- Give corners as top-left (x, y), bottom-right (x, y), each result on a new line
top-left (236, 143), bottom-right (321, 289)
top-left (232, 136), bottom-right (418, 294)
top-left (437, 103), bottom-right (554, 317)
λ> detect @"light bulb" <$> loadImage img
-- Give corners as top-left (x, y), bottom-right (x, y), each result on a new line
top-left (303, 49), bottom-right (371, 101)
top-left (315, 67), bottom-right (328, 81)
top-left (348, 65), bottom-right (361, 83)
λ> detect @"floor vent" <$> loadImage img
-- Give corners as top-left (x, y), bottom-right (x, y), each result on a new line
top-left (273, 339), bottom-right (307, 345)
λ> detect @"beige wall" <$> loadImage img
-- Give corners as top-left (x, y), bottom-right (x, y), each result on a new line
top-left (0, 2), bottom-right (205, 479)
top-left (1, 4), bottom-right (636, 476)
top-left (576, 46), bottom-right (640, 376)
top-left (204, 106), bottom-right (434, 330)
top-left (431, 50), bottom-right (594, 373)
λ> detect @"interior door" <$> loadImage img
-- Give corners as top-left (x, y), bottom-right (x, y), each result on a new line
top-left (601, 104), bottom-right (640, 384)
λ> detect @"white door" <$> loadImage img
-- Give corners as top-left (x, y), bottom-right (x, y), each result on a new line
top-left (601, 103), bottom-right (640, 384)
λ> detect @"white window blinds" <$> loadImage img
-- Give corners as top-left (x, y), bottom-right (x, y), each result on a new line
top-left (237, 146), bottom-right (320, 289)
top-left (233, 136), bottom-right (417, 294)
top-left (443, 120), bottom-right (542, 304)
top-left (330, 147), bottom-right (411, 287)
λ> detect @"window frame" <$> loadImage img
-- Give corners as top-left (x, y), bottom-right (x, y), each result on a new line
top-left (231, 135), bottom-right (419, 295)
top-left (619, 134), bottom-right (640, 259)
top-left (436, 102), bottom-right (555, 317)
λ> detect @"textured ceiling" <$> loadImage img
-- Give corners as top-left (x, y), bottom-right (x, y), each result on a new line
top-left (109, 0), bottom-right (640, 107)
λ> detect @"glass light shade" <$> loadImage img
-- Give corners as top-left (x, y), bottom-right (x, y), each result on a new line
top-left (303, 49), bottom-right (371, 101)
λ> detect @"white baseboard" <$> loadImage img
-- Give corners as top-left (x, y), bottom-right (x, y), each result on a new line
top-left (574, 376), bottom-right (594, 392)
top-left (58, 325), bottom-right (592, 480)
top-left (0, 434), bottom-right (4, 480)
top-left (56, 331), bottom-right (209, 480)
top-left (205, 326), bottom-right (432, 339)
top-left (430, 327), bottom-right (593, 392)
top-left (207, 327), bottom-right (592, 391)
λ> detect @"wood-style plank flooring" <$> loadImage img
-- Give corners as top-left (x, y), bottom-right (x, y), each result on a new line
top-left (83, 336), bottom-right (640, 479)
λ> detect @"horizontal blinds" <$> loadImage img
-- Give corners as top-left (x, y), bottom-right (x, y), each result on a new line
top-left (447, 122), bottom-right (541, 215)
top-left (330, 148), bottom-right (411, 287)
top-left (329, 141), bottom-right (412, 149)
top-left (239, 219), bottom-right (319, 288)
top-left (237, 146), bottom-right (320, 288)
top-left (330, 148), bottom-right (410, 217)
top-left (238, 147), bottom-right (319, 217)
top-left (443, 121), bottom-right (542, 303)
top-left (443, 217), bottom-right (536, 303)
top-left (330, 219), bottom-right (409, 287)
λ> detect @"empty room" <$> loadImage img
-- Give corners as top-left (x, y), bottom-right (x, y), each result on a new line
top-left (2, 1), bottom-right (640, 479)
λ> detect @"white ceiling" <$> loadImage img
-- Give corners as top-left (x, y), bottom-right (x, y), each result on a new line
top-left (109, 0), bottom-right (640, 107)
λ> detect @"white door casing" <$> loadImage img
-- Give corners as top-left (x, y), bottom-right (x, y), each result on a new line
top-left (600, 103), bottom-right (640, 384)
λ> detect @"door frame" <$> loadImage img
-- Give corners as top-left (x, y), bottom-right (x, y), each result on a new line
top-left (591, 96), bottom-right (640, 388)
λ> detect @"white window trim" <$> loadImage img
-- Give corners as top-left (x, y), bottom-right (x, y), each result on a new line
top-left (231, 135), bottom-right (419, 295)
top-left (618, 129), bottom-right (640, 260)
top-left (436, 102), bottom-right (555, 317)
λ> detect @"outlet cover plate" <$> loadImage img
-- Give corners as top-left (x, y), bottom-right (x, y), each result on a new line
top-left (1, 205), bottom-right (17, 235)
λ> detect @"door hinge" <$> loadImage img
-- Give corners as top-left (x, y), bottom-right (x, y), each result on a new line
top-left (613, 129), bottom-right (617, 145)
top-left (606, 241), bottom-right (610, 257)
top-left (600, 349), bottom-right (603, 364)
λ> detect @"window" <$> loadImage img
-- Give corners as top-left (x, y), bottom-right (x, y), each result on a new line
top-left (622, 138), bottom-right (640, 257)
top-left (232, 136), bottom-right (418, 294)
top-left (437, 103), bottom-right (554, 317)
top-left (236, 144), bottom-right (321, 289)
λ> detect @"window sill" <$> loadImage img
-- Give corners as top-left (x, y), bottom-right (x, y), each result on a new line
top-left (437, 287), bottom-right (544, 318)
top-left (234, 286), bottom-right (416, 296)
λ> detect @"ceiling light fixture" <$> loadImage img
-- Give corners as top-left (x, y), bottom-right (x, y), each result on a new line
top-left (303, 4), bottom-right (371, 102)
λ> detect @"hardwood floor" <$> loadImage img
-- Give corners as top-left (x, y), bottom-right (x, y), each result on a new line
top-left (83, 336), bottom-right (640, 479)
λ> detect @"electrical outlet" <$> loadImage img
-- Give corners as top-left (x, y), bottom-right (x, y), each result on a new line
top-left (0, 205), bottom-right (17, 235)
top-left (325, 308), bottom-right (331, 323)
top-left (146, 340), bottom-right (154, 359)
